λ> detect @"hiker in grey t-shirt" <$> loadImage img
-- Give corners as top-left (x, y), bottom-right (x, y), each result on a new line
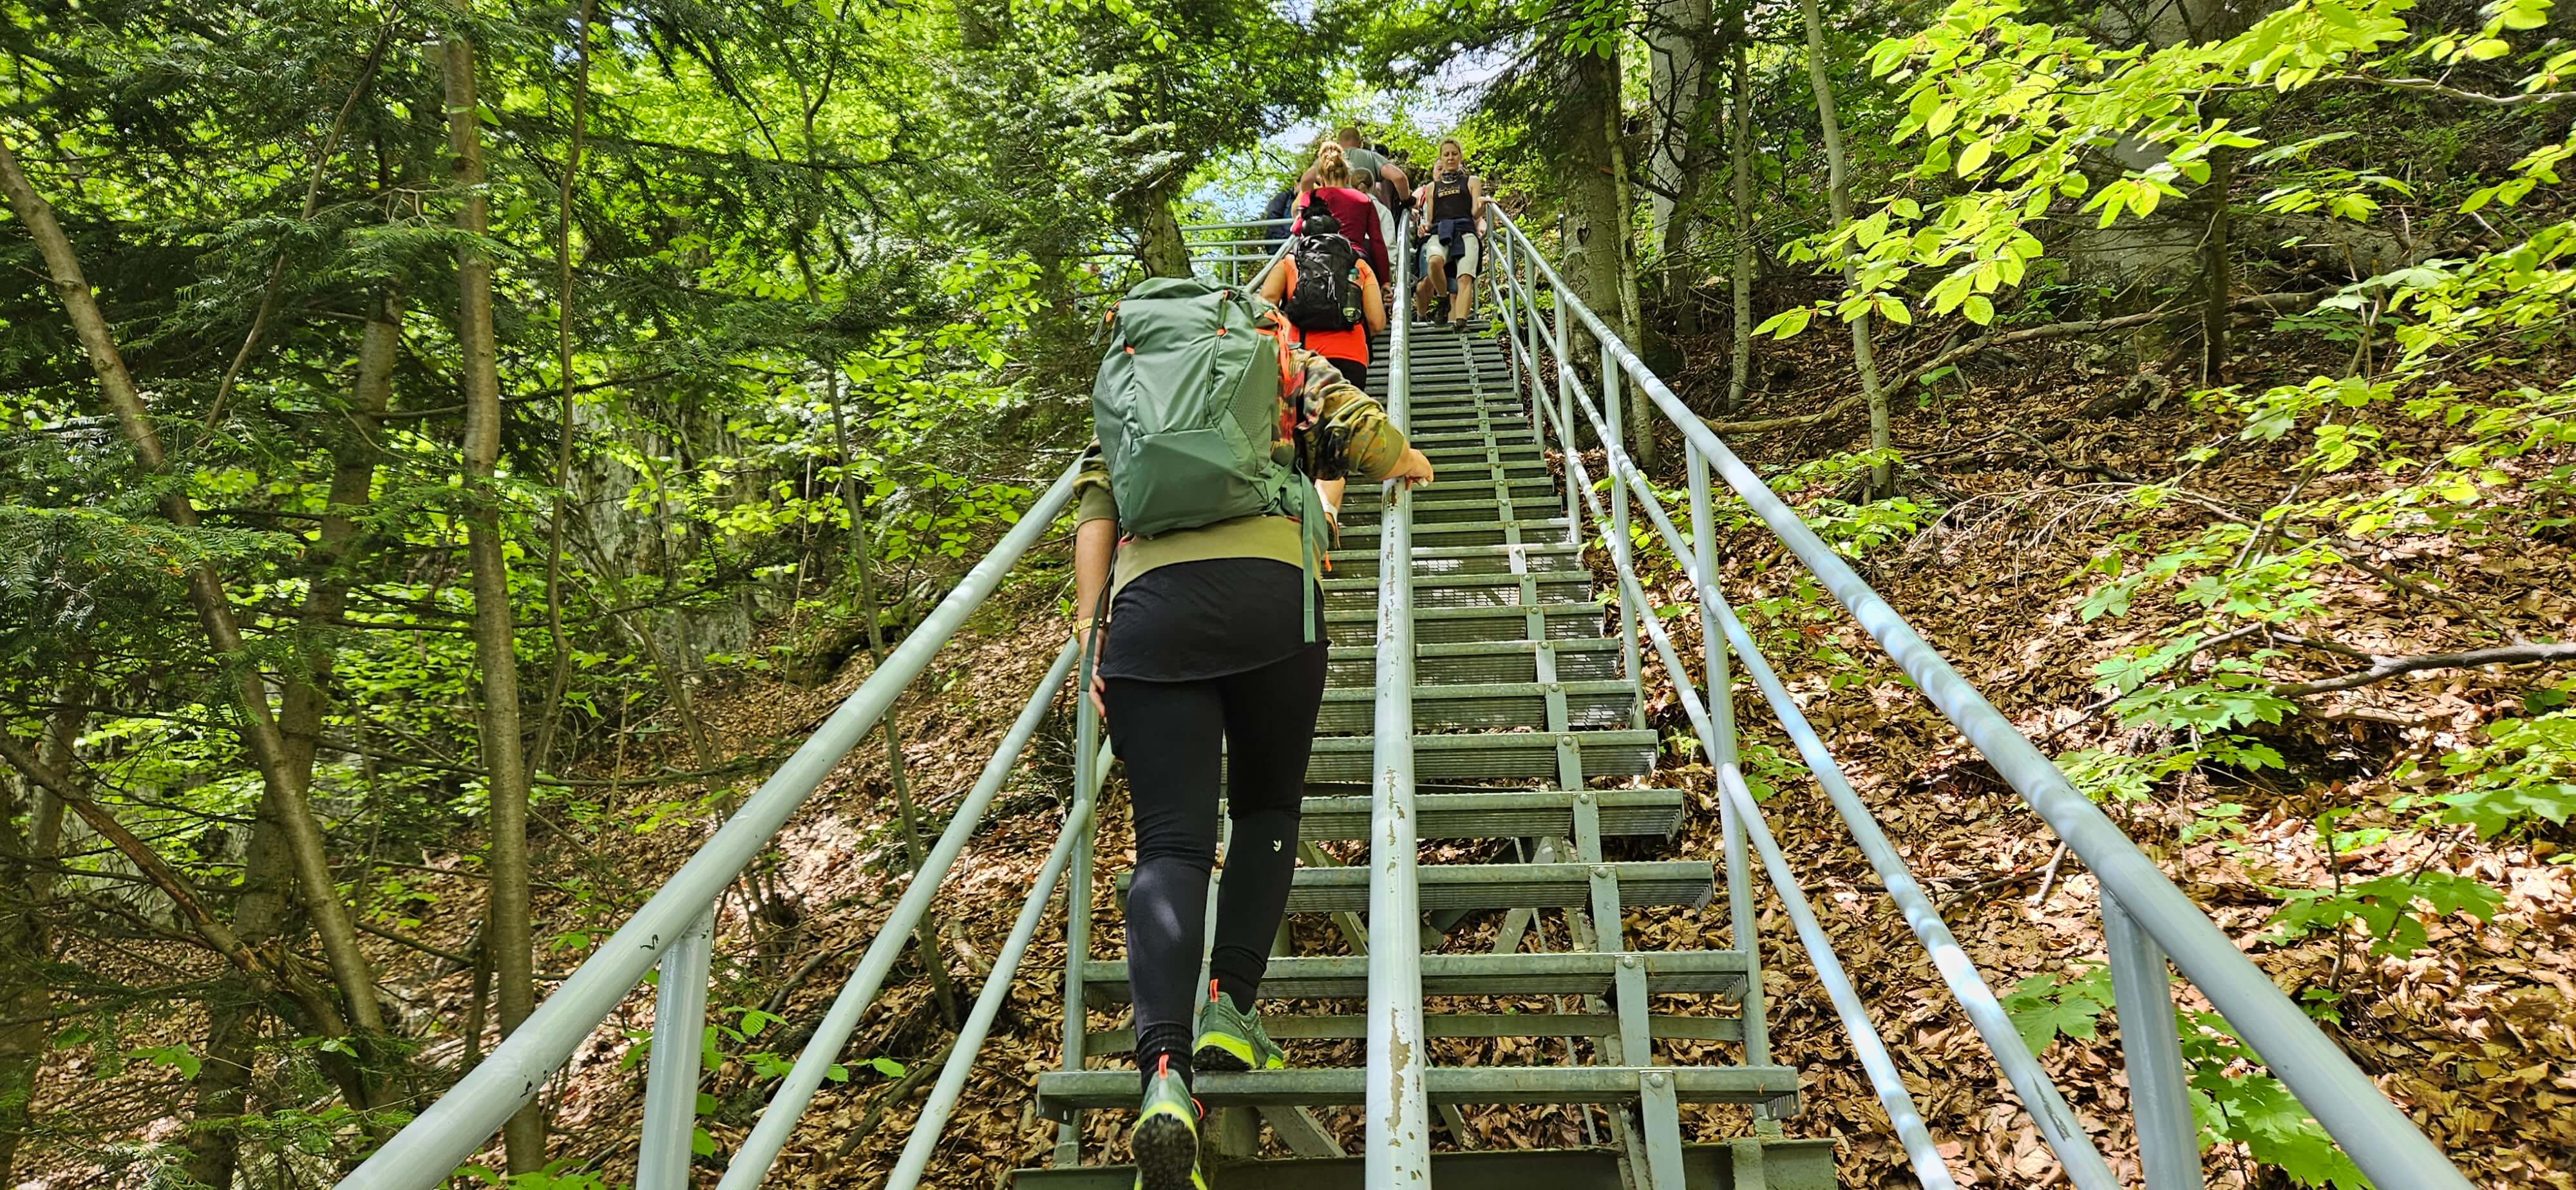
top-left (1333, 126), bottom-right (1406, 252)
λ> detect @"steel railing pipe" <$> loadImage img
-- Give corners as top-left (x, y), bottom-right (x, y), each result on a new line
top-left (1366, 222), bottom-right (1432, 1190)
top-left (1513, 277), bottom-right (2119, 1187)
top-left (719, 639), bottom-right (1083, 1186)
top-left (636, 911), bottom-right (713, 1190)
top-left (889, 741), bottom-right (1117, 1190)
top-left (1486, 207), bottom-right (2472, 1190)
top-left (336, 464), bottom-right (1081, 1190)
top-left (1534, 387), bottom-right (1956, 1189)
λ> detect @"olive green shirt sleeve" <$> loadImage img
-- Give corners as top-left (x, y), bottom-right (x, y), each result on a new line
top-left (1074, 440), bottom-right (1117, 527)
top-left (1289, 347), bottom-right (1411, 482)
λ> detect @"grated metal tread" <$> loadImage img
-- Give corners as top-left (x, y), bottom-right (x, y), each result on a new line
top-left (1110, 860), bottom-right (1711, 914)
top-left (1325, 540), bottom-right (1582, 578)
top-left (1320, 571), bottom-right (1591, 614)
top-left (1078, 949), bottom-right (1749, 1004)
top-left (1306, 728), bottom-right (1658, 780)
top-left (1329, 638), bottom-right (1625, 688)
top-left (1314, 679), bottom-right (1634, 733)
top-left (1287, 786), bottom-right (1686, 840)
top-left (1009, 1142), bottom-right (1841, 1190)
top-left (1322, 601), bottom-right (1604, 648)
top-left (1035, 1063), bottom-right (1799, 1115)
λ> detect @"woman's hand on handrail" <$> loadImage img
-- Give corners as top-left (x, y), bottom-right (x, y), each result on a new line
top-left (1384, 447), bottom-right (1435, 490)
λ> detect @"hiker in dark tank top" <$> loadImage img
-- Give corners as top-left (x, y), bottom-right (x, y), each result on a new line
top-left (1412, 137), bottom-right (1486, 328)
top-left (1072, 292), bottom-right (1432, 1190)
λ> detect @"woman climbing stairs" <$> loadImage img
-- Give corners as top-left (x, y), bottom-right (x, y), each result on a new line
top-left (1021, 319), bottom-right (1830, 1189)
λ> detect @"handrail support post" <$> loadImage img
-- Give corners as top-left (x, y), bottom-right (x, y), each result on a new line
top-left (636, 909), bottom-right (713, 1190)
top-left (2105, 891), bottom-right (2205, 1190)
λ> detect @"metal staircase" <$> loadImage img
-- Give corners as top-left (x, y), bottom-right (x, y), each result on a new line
top-left (333, 212), bottom-right (2476, 1190)
top-left (1019, 317), bottom-right (1826, 1189)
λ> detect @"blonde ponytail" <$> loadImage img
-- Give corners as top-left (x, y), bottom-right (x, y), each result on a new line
top-left (1310, 142), bottom-right (1352, 191)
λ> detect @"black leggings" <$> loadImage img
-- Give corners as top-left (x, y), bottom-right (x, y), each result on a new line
top-left (1104, 641), bottom-right (1326, 1083)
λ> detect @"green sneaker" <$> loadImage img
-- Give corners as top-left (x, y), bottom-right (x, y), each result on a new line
top-left (1193, 981), bottom-right (1286, 1072)
top-left (1130, 1054), bottom-right (1206, 1190)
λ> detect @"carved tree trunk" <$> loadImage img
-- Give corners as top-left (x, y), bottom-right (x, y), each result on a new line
top-left (1564, 44), bottom-right (1625, 452)
top-left (441, 24), bottom-right (545, 1171)
top-left (1603, 74), bottom-right (1655, 468)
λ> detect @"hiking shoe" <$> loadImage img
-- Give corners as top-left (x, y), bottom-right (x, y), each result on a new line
top-left (1130, 1055), bottom-right (1206, 1190)
top-left (1193, 981), bottom-right (1286, 1072)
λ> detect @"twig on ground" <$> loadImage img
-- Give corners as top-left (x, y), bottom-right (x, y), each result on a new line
top-left (2277, 641), bottom-right (2576, 696)
top-left (2029, 842), bottom-right (2073, 906)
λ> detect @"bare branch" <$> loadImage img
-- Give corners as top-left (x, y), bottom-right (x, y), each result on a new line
top-left (2278, 641), bottom-right (2576, 697)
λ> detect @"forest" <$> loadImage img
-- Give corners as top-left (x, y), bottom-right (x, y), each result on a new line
top-left (1, 0), bottom-right (2571, 1186)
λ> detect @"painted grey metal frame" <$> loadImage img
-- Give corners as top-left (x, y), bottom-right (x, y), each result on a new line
top-left (1483, 205), bottom-right (2472, 1190)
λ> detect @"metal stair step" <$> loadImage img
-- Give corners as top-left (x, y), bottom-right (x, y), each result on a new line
top-left (1329, 638), bottom-right (1624, 688)
top-left (1079, 947), bottom-right (1746, 1005)
top-left (1325, 540), bottom-right (1582, 578)
top-left (1287, 786), bottom-right (1686, 840)
top-left (1082, 1012), bottom-right (1745, 1052)
top-left (1416, 444), bottom-right (1542, 464)
top-left (1314, 678), bottom-right (1633, 733)
top-left (1307, 728), bottom-right (1658, 780)
top-left (1321, 601), bottom-right (1604, 648)
top-left (1320, 571), bottom-right (1591, 614)
top-left (1342, 496), bottom-right (1547, 528)
top-left (1407, 399), bottom-right (1521, 417)
top-left (1110, 858), bottom-right (1709, 914)
top-left (1008, 1141), bottom-right (1840, 1190)
top-left (1336, 518), bottom-right (1571, 551)
top-left (1406, 423), bottom-right (1533, 444)
top-left (1345, 475), bottom-right (1553, 505)
top-left (1035, 1062), bottom-right (1797, 1117)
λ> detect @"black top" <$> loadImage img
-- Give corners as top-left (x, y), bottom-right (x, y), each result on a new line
top-left (1098, 558), bottom-right (1326, 683)
top-left (1428, 171), bottom-right (1475, 226)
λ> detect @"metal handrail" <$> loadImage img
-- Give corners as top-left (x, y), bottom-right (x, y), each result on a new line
top-left (1365, 221), bottom-right (1431, 1188)
top-left (717, 640), bottom-right (1085, 1185)
top-left (338, 465), bottom-right (1083, 1189)
top-left (1490, 246), bottom-right (1961, 1187)
top-left (1490, 233), bottom-right (2115, 1186)
top-left (1483, 205), bottom-right (2472, 1189)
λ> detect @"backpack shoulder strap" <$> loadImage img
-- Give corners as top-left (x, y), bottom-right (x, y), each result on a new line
top-left (1256, 310), bottom-right (1298, 400)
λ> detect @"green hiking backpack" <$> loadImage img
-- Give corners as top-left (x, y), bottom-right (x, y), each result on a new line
top-left (1091, 276), bottom-right (1330, 639)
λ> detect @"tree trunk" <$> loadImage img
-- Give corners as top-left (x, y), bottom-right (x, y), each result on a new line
top-left (0, 132), bottom-right (388, 1040)
top-left (1645, 0), bottom-right (1714, 255)
top-left (2201, 147), bottom-right (2234, 383)
top-left (440, 27), bottom-right (545, 1172)
top-left (1725, 41), bottom-right (1756, 416)
top-left (1128, 175), bottom-right (1192, 279)
top-left (824, 371), bottom-right (960, 1025)
top-left (0, 710), bottom-right (63, 1183)
top-left (1600, 60), bottom-right (1656, 468)
top-left (1563, 44), bottom-right (1626, 455)
top-left (535, 0), bottom-right (600, 775)
top-left (278, 296), bottom-right (395, 782)
top-left (1792, 0), bottom-right (1894, 495)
